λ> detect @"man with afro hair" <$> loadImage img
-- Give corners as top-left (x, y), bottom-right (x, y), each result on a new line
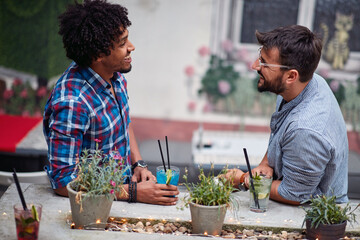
top-left (43, 0), bottom-right (179, 205)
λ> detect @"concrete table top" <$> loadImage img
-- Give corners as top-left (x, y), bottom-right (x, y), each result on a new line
top-left (0, 184), bottom-right (359, 240)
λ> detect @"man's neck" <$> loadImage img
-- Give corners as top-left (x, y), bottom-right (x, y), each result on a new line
top-left (89, 62), bottom-right (113, 84)
top-left (281, 81), bottom-right (309, 102)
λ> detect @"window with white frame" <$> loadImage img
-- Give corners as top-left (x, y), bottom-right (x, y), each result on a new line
top-left (212, 0), bottom-right (360, 72)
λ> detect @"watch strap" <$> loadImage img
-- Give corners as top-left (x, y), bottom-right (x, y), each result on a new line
top-left (131, 160), bottom-right (147, 171)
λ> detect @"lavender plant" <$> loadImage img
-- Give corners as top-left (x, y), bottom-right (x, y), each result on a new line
top-left (69, 139), bottom-right (129, 200)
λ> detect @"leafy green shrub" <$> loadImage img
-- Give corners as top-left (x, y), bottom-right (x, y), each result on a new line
top-left (181, 165), bottom-right (238, 208)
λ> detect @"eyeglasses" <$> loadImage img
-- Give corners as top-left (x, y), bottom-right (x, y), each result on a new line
top-left (257, 46), bottom-right (291, 69)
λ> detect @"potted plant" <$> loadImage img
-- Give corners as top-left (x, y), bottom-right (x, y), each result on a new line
top-left (302, 195), bottom-right (359, 240)
top-left (66, 139), bottom-right (128, 229)
top-left (181, 165), bottom-right (239, 236)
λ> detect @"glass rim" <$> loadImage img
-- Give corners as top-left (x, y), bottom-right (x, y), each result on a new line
top-left (13, 203), bottom-right (43, 209)
top-left (156, 165), bottom-right (179, 171)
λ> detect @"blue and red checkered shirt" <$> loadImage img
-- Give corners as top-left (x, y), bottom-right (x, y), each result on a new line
top-left (43, 62), bottom-right (132, 189)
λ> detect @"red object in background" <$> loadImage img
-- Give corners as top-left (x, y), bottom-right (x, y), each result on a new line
top-left (0, 114), bottom-right (42, 153)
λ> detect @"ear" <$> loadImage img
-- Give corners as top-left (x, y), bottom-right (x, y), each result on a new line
top-left (285, 69), bottom-right (299, 84)
top-left (93, 52), bottom-right (107, 63)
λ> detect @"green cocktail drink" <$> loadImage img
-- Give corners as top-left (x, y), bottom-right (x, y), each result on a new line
top-left (249, 175), bottom-right (272, 213)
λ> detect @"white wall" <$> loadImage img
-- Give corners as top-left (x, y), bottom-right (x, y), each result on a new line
top-left (113, 0), bottom-right (225, 122)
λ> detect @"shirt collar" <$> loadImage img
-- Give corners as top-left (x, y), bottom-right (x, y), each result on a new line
top-left (77, 63), bottom-right (120, 93)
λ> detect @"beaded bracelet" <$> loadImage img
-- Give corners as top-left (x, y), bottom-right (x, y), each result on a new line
top-left (128, 181), bottom-right (137, 203)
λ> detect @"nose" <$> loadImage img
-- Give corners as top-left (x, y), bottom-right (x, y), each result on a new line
top-left (251, 59), bottom-right (260, 70)
top-left (128, 40), bottom-right (135, 52)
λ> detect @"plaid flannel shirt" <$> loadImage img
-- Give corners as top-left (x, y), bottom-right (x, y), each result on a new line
top-left (43, 62), bottom-right (131, 189)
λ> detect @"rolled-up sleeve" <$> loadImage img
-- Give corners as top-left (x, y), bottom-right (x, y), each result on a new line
top-left (46, 98), bottom-right (90, 189)
top-left (278, 129), bottom-right (332, 202)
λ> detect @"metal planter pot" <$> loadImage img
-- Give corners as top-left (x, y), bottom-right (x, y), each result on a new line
top-left (189, 202), bottom-right (227, 236)
top-left (66, 182), bottom-right (114, 229)
top-left (306, 219), bottom-right (347, 240)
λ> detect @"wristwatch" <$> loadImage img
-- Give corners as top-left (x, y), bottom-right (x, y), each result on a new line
top-left (238, 182), bottom-right (248, 191)
top-left (238, 173), bottom-right (248, 191)
top-left (131, 160), bottom-right (148, 171)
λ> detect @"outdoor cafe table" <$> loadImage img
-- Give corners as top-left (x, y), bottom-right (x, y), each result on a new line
top-left (1, 184), bottom-right (359, 240)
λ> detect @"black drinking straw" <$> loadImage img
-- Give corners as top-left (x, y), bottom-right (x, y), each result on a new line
top-left (165, 136), bottom-right (171, 170)
top-left (243, 148), bottom-right (260, 209)
top-left (157, 140), bottom-right (167, 172)
top-left (12, 168), bottom-right (28, 211)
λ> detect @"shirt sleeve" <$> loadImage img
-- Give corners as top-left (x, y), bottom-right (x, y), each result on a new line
top-left (46, 98), bottom-right (90, 189)
top-left (277, 128), bottom-right (333, 202)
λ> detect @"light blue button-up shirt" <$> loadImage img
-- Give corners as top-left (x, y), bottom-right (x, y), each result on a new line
top-left (267, 73), bottom-right (348, 203)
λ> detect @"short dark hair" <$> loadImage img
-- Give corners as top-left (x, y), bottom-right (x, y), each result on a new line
top-left (255, 25), bottom-right (322, 83)
top-left (58, 0), bottom-right (131, 67)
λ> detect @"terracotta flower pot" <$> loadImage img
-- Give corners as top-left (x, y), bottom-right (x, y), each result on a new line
top-left (306, 219), bottom-right (347, 240)
top-left (189, 202), bottom-right (227, 236)
top-left (66, 182), bottom-right (114, 229)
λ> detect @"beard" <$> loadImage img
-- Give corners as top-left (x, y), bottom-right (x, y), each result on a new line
top-left (257, 70), bottom-right (286, 94)
top-left (119, 64), bottom-right (132, 74)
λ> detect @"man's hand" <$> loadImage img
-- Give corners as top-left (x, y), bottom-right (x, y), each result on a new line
top-left (132, 167), bottom-right (156, 183)
top-left (219, 168), bottom-right (245, 187)
top-left (136, 180), bottom-right (179, 205)
top-left (244, 163), bottom-right (273, 187)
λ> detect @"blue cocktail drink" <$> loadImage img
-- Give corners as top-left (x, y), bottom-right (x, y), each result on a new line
top-left (156, 166), bottom-right (180, 186)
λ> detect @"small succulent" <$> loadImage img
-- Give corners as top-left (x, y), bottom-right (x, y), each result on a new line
top-left (302, 195), bottom-right (360, 229)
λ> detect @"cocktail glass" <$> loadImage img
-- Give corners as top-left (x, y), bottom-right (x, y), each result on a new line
top-left (156, 166), bottom-right (180, 186)
top-left (249, 175), bottom-right (272, 213)
top-left (14, 203), bottom-right (42, 240)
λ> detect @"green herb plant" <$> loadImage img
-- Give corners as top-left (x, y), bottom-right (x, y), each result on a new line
top-left (302, 195), bottom-right (360, 229)
top-left (180, 165), bottom-right (240, 211)
top-left (70, 139), bottom-right (129, 201)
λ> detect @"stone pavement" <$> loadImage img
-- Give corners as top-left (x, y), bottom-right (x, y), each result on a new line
top-left (0, 184), bottom-right (359, 240)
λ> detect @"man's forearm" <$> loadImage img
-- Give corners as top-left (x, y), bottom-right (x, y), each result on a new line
top-left (129, 123), bottom-right (142, 164)
top-left (270, 180), bottom-right (300, 205)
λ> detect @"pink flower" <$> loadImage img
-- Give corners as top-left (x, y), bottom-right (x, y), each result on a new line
top-left (22, 110), bottom-right (30, 117)
top-left (36, 86), bottom-right (47, 98)
top-left (34, 110), bottom-right (42, 117)
top-left (318, 68), bottom-right (329, 78)
top-left (236, 48), bottom-right (249, 62)
top-left (110, 180), bottom-right (116, 187)
top-left (218, 80), bottom-right (231, 95)
top-left (184, 65), bottom-right (195, 77)
top-left (198, 46), bottom-right (210, 57)
top-left (94, 139), bottom-right (101, 143)
top-left (221, 39), bottom-right (233, 53)
top-left (110, 189), bottom-right (114, 194)
top-left (113, 153), bottom-right (121, 160)
top-left (13, 78), bottom-right (22, 86)
top-left (3, 89), bottom-right (14, 100)
top-left (0, 109), bottom-right (5, 115)
top-left (330, 80), bottom-right (339, 92)
top-left (187, 101), bottom-right (196, 112)
top-left (202, 103), bottom-right (213, 113)
top-left (20, 89), bottom-right (28, 98)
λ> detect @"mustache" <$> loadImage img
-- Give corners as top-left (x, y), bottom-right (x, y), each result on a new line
top-left (257, 70), bottom-right (264, 78)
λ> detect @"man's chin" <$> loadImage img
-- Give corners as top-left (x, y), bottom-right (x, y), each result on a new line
top-left (119, 65), bottom-right (132, 74)
top-left (257, 86), bottom-right (267, 93)
top-left (257, 81), bottom-right (266, 92)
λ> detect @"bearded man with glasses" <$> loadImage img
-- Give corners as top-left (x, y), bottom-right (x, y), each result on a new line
top-left (223, 25), bottom-right (348, 205)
